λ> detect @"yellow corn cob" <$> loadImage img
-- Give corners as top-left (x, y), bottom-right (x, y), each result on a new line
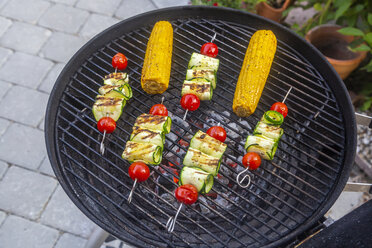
top-left (232, 30), bottom-right (277, 117)
top-left (141, 21), bottom-right (173, 94)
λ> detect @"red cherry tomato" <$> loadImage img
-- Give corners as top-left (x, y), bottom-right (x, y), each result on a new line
top-left (200, 42), bottom-right (218, 58)
top-left (180, 94), bottom-right (200, 111)
top-left (242, 152), bottom-right (261, 170)
top-left (149, 104), bottom-right (168, 116)
top-left (206, 126), bottom-right (226, 142)
top-left (97, 117), bottom-right (116, 133)
top-left (175, 184), bottom-right (198, 205)
top-left (270, 102), bottom-right (288, 118)
top-left (112, 53), bottom-right (128, 70)
top-left (128, 162), bottom-right (150, 182)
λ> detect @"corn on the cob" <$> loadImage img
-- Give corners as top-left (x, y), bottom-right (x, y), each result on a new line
top-left (141, 21), bottom-right (173, 94)
top-left (232, 30), bottom-right (277, 117)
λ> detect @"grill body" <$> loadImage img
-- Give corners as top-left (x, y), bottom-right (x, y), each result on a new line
top-left (45, 6), bottom-right (356, 248)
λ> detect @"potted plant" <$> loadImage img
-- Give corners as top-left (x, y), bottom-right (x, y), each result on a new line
top-left (289, 0), bottom-right (372, 79)
top-left (191, 0), bottom-right (292, 22)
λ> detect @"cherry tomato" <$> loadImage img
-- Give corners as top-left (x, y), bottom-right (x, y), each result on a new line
top-left (149, 104), bottom-right (168, 116)
top-left (128, 162), bottom-right (150, 182)
top-left (97, 117), bottom-right (116, 133)
top-left (200, 42), bottom-right (218, 58)
top-left (175, 184), bottom-right (198, 205)
top-left (112, 53), bottom-right (128, 70)
top-left (180, 94), bottom-right (200, 111)
top-left (206, 126), bottom-right (226, 142)
top-left (270, 102), bottom-right (288, 118)
top-left (242, 152), bottom-right (261, 170)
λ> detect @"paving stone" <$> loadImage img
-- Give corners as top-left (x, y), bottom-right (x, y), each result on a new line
top-left (0, 0), bottom-right (50, 24)
top-left (152, 0), bottom-right (189, 8)
top-left (80, 14), bottom-right (119, 39)
top-left (115, 0), bottom-right (157, 19)
top-left (39, 4), bottom-right (89, 34)
top-left (0, 117), bottom-right (10, 135)
top-left (76, 0), bottom-right (121, 16)
top-left (0, 211), bottom-right (6, 225)
top-left (55, 233), bottom-right (87, 248)
top-left (50, 0), bottom-right (77, 5)
top-left (38, 63), bottom-right (65, 93)
top-left (41, 32), bottom-right (86, 63)
top-left (0, 0), bottom-right (9, 10)
top-left (0, 160), bottom-right (8, 179)
top-left (0, 123), bottom-right (46, 169)
top-left (0, 166), bottom-right (57, 219)
top-left (0, 215), bottom-right (59, 248)
top-left (326, 191), bottom-right (364, 220)
top-left (0, 16), bottom-right (11, 37)
top-left (38, 117), bottom-right (45, 131)
top-left (38, 156), bottom-right (55, 177)
top-left (0, 80), bottom-right (11, 99)
top-left (0, 85), bottom-right (49, 126)
top-left (0, 52), bottom-right (53, 88)
top-left (41, 186), bottom-right (96, 238)
top-left (0, 22), bottom-right (51, 54)
top-left (0, 47), bottom-right (12, 66)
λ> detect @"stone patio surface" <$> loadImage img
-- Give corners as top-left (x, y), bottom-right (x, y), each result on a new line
top-left (0, 0), bottom-right (367, 247)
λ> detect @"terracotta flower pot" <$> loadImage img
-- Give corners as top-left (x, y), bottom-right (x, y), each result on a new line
top-left (256, 0), bottom-right (291, 22)
top-left (305, 24), bottom-right (367, 80)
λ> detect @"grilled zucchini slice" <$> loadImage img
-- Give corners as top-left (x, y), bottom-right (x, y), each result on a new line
top-left (186, 68), bottom-right (217, 89)
top-left (245, 135), bottom-right (278, 160)
top-left (98, 84), bottom-right (132, 100)
top-left (189, 130), bottom-right (227, 159)
top-left (130, 127), bottom-right (165, 147)
top-left (183, 147), bottom-right (221, 176)
top-left (181, 80), bottom-right (212, 101)
top-left (103, 72), bottom-right (129, 86)
top-left (122, 141), bottom-right (162, 165)
top-left (261, 110), bottom-right (284, 126)
top-left (92, 96), bottom-right (125, 121)
top-left (188, 53), bottom-right (219, 72)
top-left (253, 122), bottom-right (283, 141)
top-left (134, 113), bottom-right (171, 134)
top-left (179, 166), bottom-right (214, 193)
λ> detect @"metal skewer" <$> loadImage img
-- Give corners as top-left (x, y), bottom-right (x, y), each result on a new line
top-left (128, 178), bottom-right (137, 204)
top-left (236, 86), bottom-right (293, 188)
top-left (99, 113), bottom-right (109, 155)
top-left (211, 32), bottom-right (216, 43)
top-left (166, 203), bottom-right (183, 233)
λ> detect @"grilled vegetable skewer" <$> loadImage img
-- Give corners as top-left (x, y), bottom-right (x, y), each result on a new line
top-left (92, 54), bottom-right (131, 155)
top-left (237, 87), bottom-right (291, 188)
top-left (166, 184), bottom-right (198, 233)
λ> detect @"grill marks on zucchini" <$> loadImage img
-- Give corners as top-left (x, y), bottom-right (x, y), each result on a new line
top-left (122, 113), bottom-right (172, 166)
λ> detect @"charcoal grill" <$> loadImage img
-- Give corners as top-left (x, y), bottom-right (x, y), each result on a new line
top-left (45, 6), bottom-right (356, 248)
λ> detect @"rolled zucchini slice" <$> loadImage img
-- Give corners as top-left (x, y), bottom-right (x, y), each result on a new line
top-left (122, 141), bottom-right (162, 165)
top-left (134, 113), bottom-right (171, 134)
top-left (188, 53), bottom-right (219, 72)
top-left (92, 96), bottom-right (125, 121)
top-left (103, 72), bottom-right (129, 86)
top-left (179, 166), bottom-right (214, 194)
top-left (189, 130), bottom-right (227, 159)
top-left (253, 122), bottom-right (283, 141)
top-left (183, 147), bottom-right (221, 176)
top-left (98, 84), bottom-right (132, 100)
top-left (130, 127), bottom-right (165, 147)
top-left (181, 80), bottom-right (212, 101)
top-left (186, 68), bottom-right (217, 89)
top-left (261, 110), bottom-right (284, 126)
top-left (245, 135), bottom-right (278, 160)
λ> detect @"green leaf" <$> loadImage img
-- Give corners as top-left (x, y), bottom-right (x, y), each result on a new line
top-left (313, 3), bottom-right (322, 11)
top-left (361, 60), bottom-right (372, 72)
top-left (361, 98), bottom-right (372, 111)
top-left (349, 37), bottom-right (365, 48)
top-left (352, 44), bottom-right (371, 52)
top-left (338, 27), bottom-right (364, 36)
top-left (364, 32), bottom-right (372, 46)
top-left (335, 1), bottom-right (352, 20)
top-left (368, 13), bottom-right (372, 26)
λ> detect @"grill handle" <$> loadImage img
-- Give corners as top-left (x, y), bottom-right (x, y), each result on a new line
top-left (355, 113), bottom-right (372, 128)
